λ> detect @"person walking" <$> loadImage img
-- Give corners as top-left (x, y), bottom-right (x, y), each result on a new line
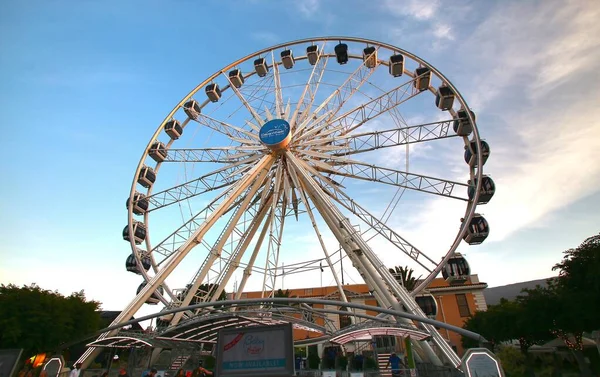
top-left (69, 363), bottom-right (83, 377)
top-left (385, 353), bottom-right (405, 377)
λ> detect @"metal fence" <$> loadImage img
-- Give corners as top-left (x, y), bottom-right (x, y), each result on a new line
top-left (78, 365), bottom-right (459, 377)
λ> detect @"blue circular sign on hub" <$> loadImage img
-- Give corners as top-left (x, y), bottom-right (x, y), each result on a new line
top-left (259, 119), bottom-right (291, 147)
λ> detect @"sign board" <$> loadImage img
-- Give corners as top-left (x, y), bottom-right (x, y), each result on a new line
top-left (259, 119), bottom-right (291, 149)
top-left (322, 372), bottom-right (336, 377)
top-left (461, 348), bottom-right (505, 377)
top-left (216, 323), bottom-right (294, 377)
top-left (0, 349), bottom-right (23, 377)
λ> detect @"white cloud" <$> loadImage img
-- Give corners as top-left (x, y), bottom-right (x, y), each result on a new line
top-left (296, 0), bottom-right (320, 17)
top-left (382, 0), bottom-right (440, 20)
top-left (432, 24), bottom-right (454, 41)
top-left (399, 0), bottom-right (600, 257)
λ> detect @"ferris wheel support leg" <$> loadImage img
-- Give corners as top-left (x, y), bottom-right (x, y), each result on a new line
top-left (289, 156), bottom-right (400, 312)
top-left (234, 208), bottom-right (271, 301)
top-left (77, 155), bottom-right (275, 367)
top-left (286, 152), bottom-right (445, 367)
top-left (172, 160), bottom-right (274, 326)
top-left (296, 175), bottom-right (392, 312)
top-left (207, 197), bottom-right (272, 304)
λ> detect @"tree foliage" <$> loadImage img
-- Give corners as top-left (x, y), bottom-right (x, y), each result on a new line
top-left (462, 232), bottom-right (600, 376)
top-left (389, 266), bottom-right (420, 291)
top-left (0, 284), bottom-right (101, 357)
top-left (274, 289), bottom-right (292, 298)
top-left (551, 232), bottom-right (600, 346)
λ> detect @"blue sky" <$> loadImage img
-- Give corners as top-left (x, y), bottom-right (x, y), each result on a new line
top-left (1, 0), bottom-right (599, 317)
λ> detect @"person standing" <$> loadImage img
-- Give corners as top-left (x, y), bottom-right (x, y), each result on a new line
top-left (385, 353), bottom-right (405, 377)
top-left (191, 362), bottom-right (213, 377)
top-left (142, 368), bottom-right (157, 377)
top-left (69, 363), bottom-right (83, 377)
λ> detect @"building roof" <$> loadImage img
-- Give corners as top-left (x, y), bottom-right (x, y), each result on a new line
top-left (483, 278), bottom-right (554, 306)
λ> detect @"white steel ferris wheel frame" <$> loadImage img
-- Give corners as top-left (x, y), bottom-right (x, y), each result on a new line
top-left (84, 36), bottom-right (489, 368)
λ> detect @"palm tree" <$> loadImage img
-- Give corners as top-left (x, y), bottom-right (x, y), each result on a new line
top-left (388, 266), bottom-right (421, 292)
top-left (274, 289), bottom-right (292, 297)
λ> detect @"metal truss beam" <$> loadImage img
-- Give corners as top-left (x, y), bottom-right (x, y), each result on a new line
top-left (322, 161), bottom-right (468, 200)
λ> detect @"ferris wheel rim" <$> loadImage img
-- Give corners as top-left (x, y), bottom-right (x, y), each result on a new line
top-left (125, 36), bottom-right (486, 307)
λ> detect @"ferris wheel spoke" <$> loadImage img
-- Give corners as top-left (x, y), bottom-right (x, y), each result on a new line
top-left (223, 71), bottom-right (265, 128)
top-left (235, 204), bottom-right (273, 301)
top-left (146, 155), bottom-right (261, 211)
top-left (322, 160), bottom-right (469, 200)
top-left (291, 43), bottom-right (329, 129)
top-left (306, 77), bottom-right (422, 141)
top-left (170, 158), bottom-right (274, 325)
top-left (293, 54), bottom-right (376, 139)
top-left (192, 112), bottom-right (260, 142)
top-left (321, 119), bottom-right (457, 157)
top-left (162, 147), bottom-right (262, 163)
top-left (286, 152), bottom-right (398, 311)
top-left (271, 51), bottom-right (284, 118)
top-left (261, 163), bottom-right (287, 297)
top-left (150, 186), bottom-right (237, 263)
top-left (203, 195), bottom-right (273, 306)
top-left (289, 153), bottom-right (438, 272)
top-left (292, 169), bottom-right (349, 303)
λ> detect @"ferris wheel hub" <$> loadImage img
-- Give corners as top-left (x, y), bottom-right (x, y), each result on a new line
top-left (259, 118), bottom-right (292, 151)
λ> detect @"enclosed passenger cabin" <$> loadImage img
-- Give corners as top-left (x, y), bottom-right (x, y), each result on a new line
top-left (122, 221), bottom-right (147, 245)
top-left (463, 214), bottom-right (490, 245)
top-left (464, 140), bottom-right (490, 167)
top-left (254, 58), bottom-right (269, 77)
top-left (125, 252), bottom-right (151, 274)
top-left (435, 86), bottom-right (455, 111)
top-left (149, 141), bottom-right (168, 163)
top-left (183, 100), bottom-right (201, 120)
top-left (363, 46), bottom-right (377, 68)
top-left (165, 119), bottom-right (183, 139)
top-left (205, 83), bottom-right (221, 103)
top-left (468, 176), bottom-right (496, 204)
top-left (137, 165), bottom-right (156, 188)
top-left (442, 253), bottom-right (470, 284)
top-left (334, 43), bottom-right (349, 65)
top-left (453, 108), bottom-right (475, 136)
top-left (228, 69), bottom-right (244, 88)
top-left (415, 294), bottom-right (438, 319)
top-left (307, 45), bottom-right (319, 65)
top-left (136, 281), bottom-right (164, 305)
top-left (126, 192), bottom-right (149, 216)
top-left (281, 49), bottom-right (294, 69)
top-left (414, 67), bottom-right (431, 91)
top-left (389, 54), bottom-right (404, 77)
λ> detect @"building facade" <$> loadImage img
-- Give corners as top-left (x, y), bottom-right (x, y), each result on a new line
top-left (239, 274), bottom-right (487, 356)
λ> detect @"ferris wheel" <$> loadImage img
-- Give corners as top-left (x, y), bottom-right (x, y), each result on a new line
top-left (106, 37), bottom-right (494, 367)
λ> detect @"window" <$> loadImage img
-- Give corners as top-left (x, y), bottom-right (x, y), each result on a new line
top-left (240, 293), bottom-right (248, 299)
top-left (304, 288), bottom-right (313, 295)
top-left (338, 307), bottom-right (352, 329)
top-left (456, 294), bottom-right (471, 317)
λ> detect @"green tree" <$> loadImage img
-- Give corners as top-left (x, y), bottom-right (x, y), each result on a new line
top-left (462, 299), bottom-right (523, 351)
top-left (388, 266), bottom-right (420, 291)
top-left (0, 284), bottom-right (101, 358)
top-left (551, 233), bottom-right (600, 342)
top-left (545, 233), bottom-right (600, 376)
top-left (274, 289), bottom-right (292, 297)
